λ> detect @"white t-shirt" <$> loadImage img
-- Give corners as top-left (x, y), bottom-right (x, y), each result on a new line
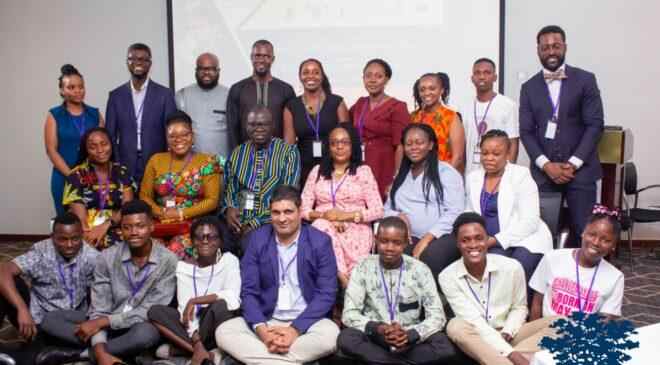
top-left (176, 252), bottom-right (241, 334)
top-left (529, 249), bottom-right (624, 317)
top-left (459, 93), bottom-right (519, 175)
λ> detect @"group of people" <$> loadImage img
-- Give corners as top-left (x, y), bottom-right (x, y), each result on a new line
top-left (1, 23), bottom-right (622, 365)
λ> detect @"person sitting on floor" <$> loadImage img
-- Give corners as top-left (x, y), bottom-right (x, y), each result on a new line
top-left (338, 216), bottom-right (460, 365)
top-left (529, 205), bottom-right (624, 320)
top-left (216, 185), bottom-right (339, 365)
top-left (148, 216), bottom-right (240, 365)
top-left (440, 212), bottom-right (556, 365)
top-left (36, 200), bottom-right (177, 365)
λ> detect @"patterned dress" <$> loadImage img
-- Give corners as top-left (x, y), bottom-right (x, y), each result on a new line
top-left (301, 164), bottom-right (384, 275)
top-left (140, 152), bottom-right (223, 258)
top-left (63, 160), bottom-right (135, 249)
top-left (410, 104), bottom-right (458, 162)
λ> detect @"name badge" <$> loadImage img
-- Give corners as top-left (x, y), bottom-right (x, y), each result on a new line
top-left (165, 198), bottom-right (176, 208)
top-left (241, 191), bottom-right (256, 211)
top-left (123, 303), bottom-right (133, 313)
top-left (361, 144), bottom-right (366, 161)
top-left (277, 285), bottom-right (292, 309)
top-left (312, 140), bottom-right (322, 158)
top-left (93, 215), bottom-right (107, 226)
top-left (545, 120), bottom-right (558, 140)
top-left (472, 148), bottom-right (481, 164)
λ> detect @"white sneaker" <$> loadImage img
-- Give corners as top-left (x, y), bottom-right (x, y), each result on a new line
top-left (155, 343), bottom-right (171, 359)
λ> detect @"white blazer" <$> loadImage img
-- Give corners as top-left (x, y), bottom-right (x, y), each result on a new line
top-left (465, 163), bottom-right (552, 255)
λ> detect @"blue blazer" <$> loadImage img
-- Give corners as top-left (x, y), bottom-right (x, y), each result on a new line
top-left (519, 65), bottom-right (604, 185)
top-left (240, 223), bottom-right (337, 333)
top-left (105, 80), bottom-right (177, 179)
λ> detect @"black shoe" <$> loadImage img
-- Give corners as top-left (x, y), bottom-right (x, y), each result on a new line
top-left (34, 347), bottom-right (81, 365)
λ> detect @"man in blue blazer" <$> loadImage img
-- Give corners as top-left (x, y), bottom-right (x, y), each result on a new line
top-left (105, 43), bottom-right (177, 184)
top-left (216, 185), bottom-right (339, 364)
top-left (519, 25), bottom-right (604, 247)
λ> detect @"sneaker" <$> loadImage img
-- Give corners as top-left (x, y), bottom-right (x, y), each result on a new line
top-left (155, 344), bottom-right (171, 359)
top-left (209, 349), bottom-right (222, 365)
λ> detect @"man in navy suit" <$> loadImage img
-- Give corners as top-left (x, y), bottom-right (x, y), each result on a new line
top-left (216, 185), bottom-right (339, 364)
top-left (519, 25), bottom-right (604, 247)
top-left (105, 43), bottom-right (177, 185)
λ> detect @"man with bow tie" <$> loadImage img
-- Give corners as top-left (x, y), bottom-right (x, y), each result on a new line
top-left (519, 25), bottom-right (604, 248)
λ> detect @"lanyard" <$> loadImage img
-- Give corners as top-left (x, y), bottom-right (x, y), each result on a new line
top-left (278, 242), bottom-right (298, 287)
top-left (330, 173), bottom-right (348, 207)
top-left (473, 95), bottom-right (496, 137)
top-left (465, 272), bottom-right (492, 322)
top-left (166, 153), bottom-right (193, 196)
top-left (70, 113), bottom-right (87, 138)
top-left (193, 263), bottom-right (215, 315)
top-left (124, 260), bottom-right (153, 298)
top-left (575, 249), bottom-right (600, 313)
top-left (95, 166), bottom-right (110, 211)
top-left (303, 97), bottom-right (322, 140)
top-left (379, 261), bottom-right (404, 322)
top-left (356, 96), bottom-right (385, 140)
top-left (547, 83), bottom-right (562, 120)
top-left (479, 177), bottom-right (501, 216)
top-left (57, 261), bottom-right (76, 308)
top-left (247, 142), bottom-right (272, 190)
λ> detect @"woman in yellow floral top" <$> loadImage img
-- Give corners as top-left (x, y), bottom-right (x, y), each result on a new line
top-left (411, 73), bottom-right (466, 174)
top-left (140, 111), bottom-right (223, 258)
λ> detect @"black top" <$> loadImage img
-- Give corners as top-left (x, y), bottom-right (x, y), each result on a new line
top-left (286, 93), bottom-right (343, 184)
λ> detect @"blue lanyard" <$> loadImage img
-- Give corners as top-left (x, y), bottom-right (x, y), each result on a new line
top-left (124, 261), bottom-right (152, 298)
top-left (379, 261), bottom-right (404, 322)
top-left (247, 142), bottom-right (272, 190)
top-left (575, 249), bottom-right (600, 313)
top-left (95, 167), bottom-right (110, 211)
top-left (547, 83), bottom-right (562, 120)
top-left (479, 177), bottom-right (501, 216)
top-left (465, 272), bottom-right (492, 322)
top-left (304, 98), bottom-right (322, 140)
top-left (193, 263), bottom-right (215, 316)
top-left (278, 242), bottom-right (298, 287)
top-left (330, 173), bottom-right (349, 207)
top-left (473, 95), bottom-right (496, 137)
top-left (57, 261), bottom-right (76, 308)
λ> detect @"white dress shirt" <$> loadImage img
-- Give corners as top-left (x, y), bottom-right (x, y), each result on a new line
top-left (130, 78), bottom-right (149, 150)
top-left (272, 230), bottom-right (308, 321)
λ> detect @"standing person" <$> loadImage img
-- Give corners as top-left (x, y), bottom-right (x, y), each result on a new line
top-left (216, 185), bottom-right (339, 365)
top-left (301, 125), bottom-right (383, 288)
top-left (349, 58), bottom-right (409, 199)
top-left (411, 73), bottom-right (465, 173)
top-left (283, 58), bottom-right (350, 185)
top-left (176, 52), bottom-right (231, 158)
top-left (226, 40), bottom-right (295, 151)
top-left (105, 43), bottom-right (177, 184)
top-left (519, 25), bottom-right (604, 247)
top-left (461, 58), bottom-right (519, 176)
top-left (45, 64), bottom-right (102, 214)
top-left (338, 216), bottom-right (459, 364)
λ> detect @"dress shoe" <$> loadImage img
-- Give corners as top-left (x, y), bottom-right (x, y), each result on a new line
top-left (34, 346), bottom-right (81, 365)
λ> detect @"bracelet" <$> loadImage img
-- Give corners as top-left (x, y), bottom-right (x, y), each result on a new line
top-left (178, 208), bottom-right (184, 221)
top-left (353, 211), bottom-right (362, 224)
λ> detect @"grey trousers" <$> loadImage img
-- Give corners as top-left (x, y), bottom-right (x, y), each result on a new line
top-left (40, 309), bottom-right (160, 358)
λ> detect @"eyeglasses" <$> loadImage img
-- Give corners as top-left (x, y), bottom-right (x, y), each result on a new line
top-left (196, 66), bottom-right (219, 73)
top-left (329, 140), bottom-right (351, 147)
top-left (193, 233), bottom-right (220, 242)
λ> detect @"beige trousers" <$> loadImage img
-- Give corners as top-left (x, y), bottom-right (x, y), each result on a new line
top-left (447, 316), bottom-right (559, 365)
top-left (216, 317), bottom-right (339, 365)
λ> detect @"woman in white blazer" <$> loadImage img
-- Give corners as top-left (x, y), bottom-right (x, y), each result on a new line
top-left (465, 129), bottom-right (553, 286)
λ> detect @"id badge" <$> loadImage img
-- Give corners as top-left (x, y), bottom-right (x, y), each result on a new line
top-left (123, 303), bottom-right (133, 313)
top-left (165, 198), bottom-right (176, 208)
top-left (277, 285), bottom-right (291, 309)
top-left (312, 140), bottom-right (322, 158)
top-left (361, 144), bottom-right (366, 161)
top-left (93, 214), bottom-right (107, 226)
top-left (472, 146), bottom-right (481, 164)
top-left (241, 191), bottom-right (255, 211)
top-left (545, 120), bottom-right (558, 140)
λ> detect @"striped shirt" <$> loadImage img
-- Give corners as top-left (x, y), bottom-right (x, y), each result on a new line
top-left (223, 137), bottom-right (300, 229)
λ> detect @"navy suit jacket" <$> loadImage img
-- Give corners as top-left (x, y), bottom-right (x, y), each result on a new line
top-left (240, 223), bottom-right (337, 333)
top-left (519, 65), bottom-right (604, 185)
top-left (105, 80), bottom-right (177, 179)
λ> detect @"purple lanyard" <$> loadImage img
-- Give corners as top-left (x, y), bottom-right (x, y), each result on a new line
top-left (247, 142), bottom-right (272, 190)
top-left (57, 261), bottom-right (76, 308)
top-left (379, 262), bottom-right (404, 322)
top-left (547, 83), bottom-right (562, 120)
top-left (193, 264), bottom-right (215, 316)
top-left (575, 249), bottom-right (600, 313)
top-left (70, 113), bottom-right (86, 138)
top-left (95, 168), bottom-right (110, 211)
top-left (166, 153), bottom-right (193, 196)
top-left (330, 173), bottom-right (348, 207)
top-left (124, 261), bottom-right (153, 298)
top-left (304, 99), bottom-right (322, 141)
top-left (278, 242), bottom-right (298, 286)
top-left (473, 95), bottom-right (496, 137)
top-left (356, 100), bottom-right (370, 141)
top-left (465, 272), bottom-right (492, 322)
top-left (479, 177), bottom-right (501, 216)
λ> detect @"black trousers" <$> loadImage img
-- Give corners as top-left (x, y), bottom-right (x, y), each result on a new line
top-left (148, 299), bottom-right (235, 350)
top-left (0, 276), bottom-right (30, 329)
top-left (337, 327), bottom-right (462, 365)
top-left (406, 234), bottom-right (461, 285)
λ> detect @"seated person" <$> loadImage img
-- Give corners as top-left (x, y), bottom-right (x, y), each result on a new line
top-left (0, 213), bottom-right (98, 343)
top-left (148, 216), bottom-right (240, 365)
top-left (64, 127), bottom-right (136, 249)
top-left (384, 123), bottom-right (464, 280)
top-left (140, 111), bottom-right (223, 259)
top-left (440, 212), bottom-right (557, 365)
top-left (223, 106), bottom-right (300, 252)
top-left (37, 200), bottom-right (177, 365)
top-left (301, 124), bottom-right (383, 288)
top-left (216, 185), bottom-right (339, 364)
top-left (338, 216), bottom-right (459, 364)
top-left (465, 129), bottom-right (552, 290)
top-left (529, 205), bottom-right (624, 320)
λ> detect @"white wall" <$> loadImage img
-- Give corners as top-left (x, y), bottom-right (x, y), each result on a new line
top-left (1, 1), bottom-right (659, 239)
top-left (0, 0), bottom-right (169, 234)
top-left (504, 1), bottom-right (660, 239)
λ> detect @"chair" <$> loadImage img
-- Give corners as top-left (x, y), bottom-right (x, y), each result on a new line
top-left (621, 162), bottom-right (660, 270)
top-left (539, 191), bottom-right (565, 249)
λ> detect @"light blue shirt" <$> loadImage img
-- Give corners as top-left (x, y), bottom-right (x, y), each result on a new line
top-left (272, 231), bottom-right (308, 321)
top-left (384, 161), bottom-right (465, 238)
top-left (130, 78), bottom-right (149, 150)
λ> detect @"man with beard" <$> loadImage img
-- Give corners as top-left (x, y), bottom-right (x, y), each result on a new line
top-left (519, 25), bottom-right (604, 247)
top-left (226, 40), bottom-right (295, 151)
top-left (176, 53), bottom-right (231, 157)
top-left (106, 43), bottom-right (177, 184)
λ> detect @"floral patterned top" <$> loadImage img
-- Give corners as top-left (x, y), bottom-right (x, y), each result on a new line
top-left (410, 104), bottom-right (458, 162)
top-left (139, 152), bottom-right (223, 221)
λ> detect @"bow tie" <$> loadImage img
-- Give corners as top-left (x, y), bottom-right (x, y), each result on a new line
top-left (543, 69), bottom-right (567, 81)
